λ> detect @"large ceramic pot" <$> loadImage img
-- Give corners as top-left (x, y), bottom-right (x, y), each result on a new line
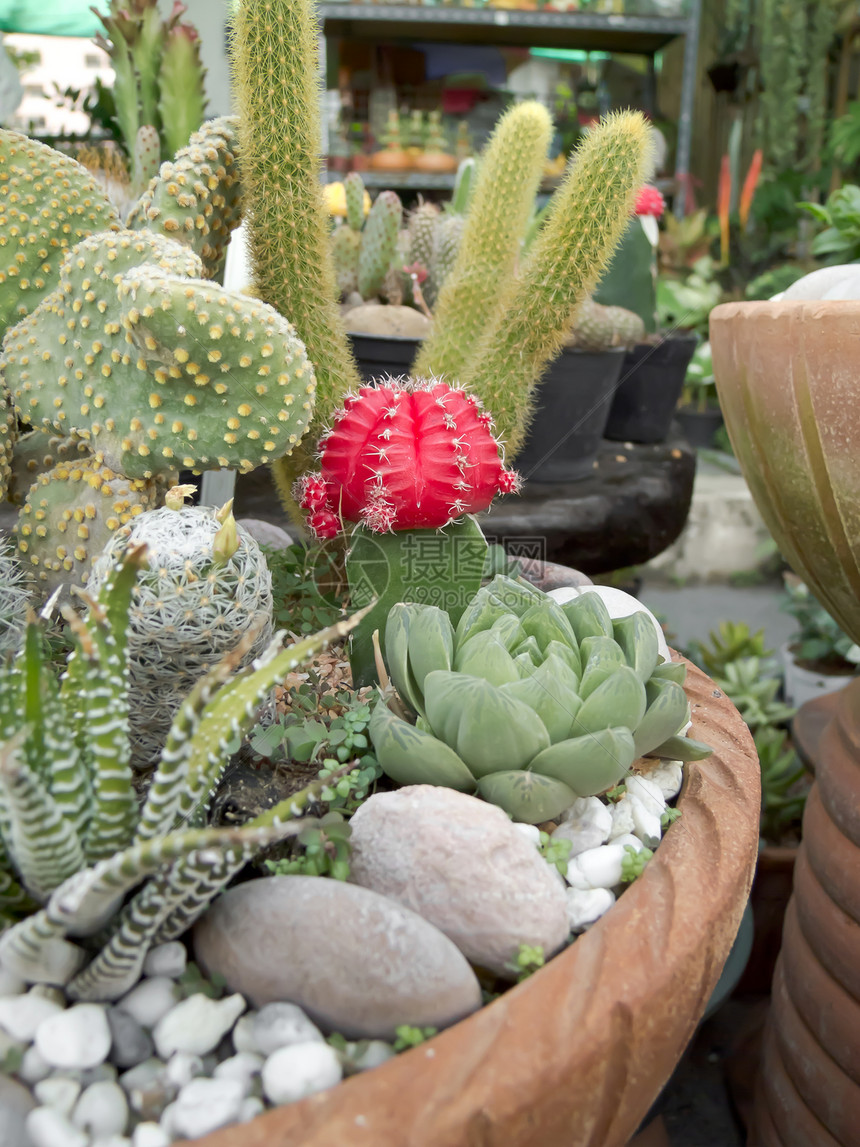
top-left (191, 662), bottom-right (760, 1147)
top-left (753, 679), bottom-right (860, 1147)
top-left (709, 301), bottom-right (860, 642)
top-left (604, 333), bottom-right (698, 445)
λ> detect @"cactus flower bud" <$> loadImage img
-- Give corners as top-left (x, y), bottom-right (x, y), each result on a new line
top-left (298, 379), bottom-right (518, 539)
top-left (164, 484), bottom-right (197, 510)
top-left (212, 501), bottom-right (239, 564)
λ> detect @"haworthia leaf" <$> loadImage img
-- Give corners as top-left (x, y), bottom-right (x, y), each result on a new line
top-left (634, 681), bottom-right (691, 757)
top-left (647, 735), bottom-right (713, 762)
top-left (369, 699), bottom-right (476, 791)
top-left (613, 612), bottom-right (659, 682)
top-left (578, 636), bottom-right (628, 698)
top-left (476, 770), bottom-right (576, 825)
top-left (573, 666), bottom-right (647, 735)
top-left (562, 591), bottom-right (614, 643)
top-left (529, 727), bottom-right (636, 796)
top-left (500, 655), bottom-right (581, 744)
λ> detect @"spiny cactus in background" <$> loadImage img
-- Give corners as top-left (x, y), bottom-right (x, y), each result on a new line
top-left (0, 131), bottom-right (120, 332)
top-left (1, 229), bottom-right (317, 481)
top-left (87, 494), bottom-right (274, 770)
top-left (14, 457), bottom-right (158, 600)
top-left (0, 395), bottom-right (14, 503)
top-left (126, 117), bottom-right (244, 278)
top-left (407, 202), bottom-right (440, 284)
top-left (458, 111), bottom-right (654, 457)
top-left (426, 213), bottom-right (466, 310)
top-left (0, 540), bottom-right (31, 656)
top-left (230, 0), bottom-right (362, 512)
top-left (296, 379), bottom-right (519, 684)
top-left (131, 125), bottom-right (162, 198)
top-left (357, 191), bottom-right (403, 301)
top-left (415, 101), bottom-right (552, 382)
top-left (373, 577), bottom-right (711, 824)
top-left (93, 0), bottom-right (207, 193)
top-left (594, 184), bottom-right (666, 333)
top-left (567, 297), bottom-right (646, 351)
top-left (0, 546), bottom-right (364, 997)
top-left (345, 171), bottom-right (367, 232)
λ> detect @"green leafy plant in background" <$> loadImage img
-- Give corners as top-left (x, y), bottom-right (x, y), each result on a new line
top-left (265, 812), bottom-right (353, 881)
top-left (264, 543), bottom-right (346, 637)
top-left (798, 184), bottom-right (860, 263)
top-left (782, 575), bottom-right (860, 669)
top-left (658, 258), bottom-right (723, 339)
top-left (687, 620), bottom-right (772, 679)
top-left (679, 340), bottom-right (718, 411)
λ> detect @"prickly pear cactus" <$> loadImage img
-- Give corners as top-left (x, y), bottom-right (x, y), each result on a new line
top-left (332, 224), bottom-right (362, 297)
top-left (14, 457), bottom-right (158, 598)
top-left (427, 213), bottom-right (465, 310)
top-left (407, 201), bottom-right (440, 283)
top-left (344, 171), bottom-right (366, 233)
top-left (568, 297), bottom-right (646, 351)
top-left (7, 430), bottom-right (92, 506)
top-left (87, 499), bottom-right (274, 769)
top-left (132, 125), bottom-right (161, 199)
top-left (0, 131), bottom-right (119, 331)
top-left (158, 19), bottom-right (208, 160)
top-left (1, 230), bottom-right (317, 480)
top-left (357, 190), bottom-right (403, 301)
top-left (126, 117), bottom-right (244, 279)
top-left (0, 391), bottom-right (15, 502)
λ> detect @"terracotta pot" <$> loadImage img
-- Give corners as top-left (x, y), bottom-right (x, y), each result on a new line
top-left (189, 662), bottom-right (760, 1147)
top-left (736, 845), bottom-right (797, 997)
top-left (753, 679), bottom-right (860, 1145)
top-left (710, 301), bottom-right (860, 645)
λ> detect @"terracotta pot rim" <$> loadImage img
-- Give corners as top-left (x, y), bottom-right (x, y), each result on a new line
top-left (192, 658), bottom-right (760, 1147)
top-left (712, 299), bottom-right (860, 317)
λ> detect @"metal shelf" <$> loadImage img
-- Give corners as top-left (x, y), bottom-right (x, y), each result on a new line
top-left (319, 4), bottom-right (688, 52)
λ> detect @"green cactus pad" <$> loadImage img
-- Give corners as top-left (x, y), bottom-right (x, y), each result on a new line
top-left (14, 457), bottom-right (157, 598)
top-left (126, 117), bottom-right (244, 280)
top-left (2, 230), bottom-right (316, 479)
top-left (157, 23), bottom-right (208, 161)
top-left (8, 430), bottom-right (92, 506)
top-left (0, 393), bottom-right (15, 503)
top-left (0, 131), bottom-right (120, 331)
top-left (344, 172), bottom-right (366, 233)
top-left (331, 225), bottom-right (362, 297)
top-left (357, 190), bottom-right (403, 301)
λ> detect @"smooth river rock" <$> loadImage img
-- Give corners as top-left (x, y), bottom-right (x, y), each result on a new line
top-left (193, 876), bottom-right (482, 1040)
top-left (348, 786), bottom-right (570, 977)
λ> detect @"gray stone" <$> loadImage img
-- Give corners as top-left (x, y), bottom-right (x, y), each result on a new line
top-left (106, 1008), bottom-right (154, 1070)
top-left (152, 993), bottom-right (246, 1059)
top-left (35, 1004), bottom-right (111, 1071)
top-left (140, 944), bottom-right (187, 982)
top-left (0, 1073), bottom-right (35, 1147)
top-left (261, 1042), bottom-right (342, 1106)
top-left (251, 1002), bottom-right (323, 1056)
top-left (71, 1080), bottom-right (129, 1138)
top-left (116, 979), bottom-right (179, 1031)
top-left (236, 518), bottom-right (294, 551)
top-left (553, 796), bottom-right (613, 858)
top-left (194, 876), bottom-right (482, 1040)
top-left (349, 786), bottom-right (570, 977)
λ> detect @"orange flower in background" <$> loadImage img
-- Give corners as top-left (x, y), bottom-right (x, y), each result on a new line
top-left (718, 154), bottom-right (731, 266)
top-left (739, 149), bottom-right (763, 230)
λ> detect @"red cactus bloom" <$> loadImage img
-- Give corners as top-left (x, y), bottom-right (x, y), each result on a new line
top-left (634, 185), bottom-right (666, 218)
top-left (297, 380), bottom-right (518, 537)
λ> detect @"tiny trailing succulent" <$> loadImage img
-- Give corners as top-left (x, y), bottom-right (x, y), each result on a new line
top-left (296, 378), bottom-right (520, 684)
top-left (372, 574), bottom-right (710, 824)
top-left (0, 544), bottom-right (364, 1001)
top-left (86, 489), bottom-right (274, 769)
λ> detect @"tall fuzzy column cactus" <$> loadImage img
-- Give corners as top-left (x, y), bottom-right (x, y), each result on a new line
top-left (459, 111), bottom-right (654, 457)
top-left (593, 185), bottom-right (666, 333)
top-left (414, 101), bottom-right (552, 382)
top-left (230, 0), bottom-right (361, 515)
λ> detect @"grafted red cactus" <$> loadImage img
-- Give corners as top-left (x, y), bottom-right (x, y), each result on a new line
top-left (634, 185), bottom-right (666, 217)
top-left (297, 379), bottom-right (519, 537)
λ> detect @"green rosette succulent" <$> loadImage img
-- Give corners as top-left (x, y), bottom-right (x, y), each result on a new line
top-left (371, 575), bottom-right (712, 824)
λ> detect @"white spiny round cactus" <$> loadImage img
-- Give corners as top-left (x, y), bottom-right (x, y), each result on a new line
top-left (0, 537), bottom-right (33, 656)
top-left (87, 495), bottom-right (274, 768)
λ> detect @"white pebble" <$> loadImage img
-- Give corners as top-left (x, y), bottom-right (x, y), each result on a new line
top-left (36, 1004), bottom-right (111, 1070)
top-left (116, 978), bottom-right (179, 1029)
top-left (164, 1052), bottom-right (204, 1088)
top-left (646, 760), bottom-right (684, 800)
top-left (566, 887), bottom-right (616, 932)
top-left (251, 1002), bottom-right (323, 1056)
top-left (19, 1043), bottom-right (52, 1084)
top-left (0, 965), bottom-right (26, 995)
top-left (131, 1123), bottom-right (170, 1147)
top-left (26, 1105), bottom-right (89, 1147)
top-left (0, 990), bottom-right (64, 1042)
top-left (168, 1077), bottom-right (246, 1139)
top-left (239, 1096), bottom-right (264, 1123)
top-left (0, 1027), bottom-right (25, 1062)
top-left (629, 795), bottom-right (662, 849)
top-left (90, 1137), bottom-right (131, 1147)
top-left (608, 795), bottom-right (636, 841)
top-left (626, 775), bottom-right (667, 818)
top-left (213, 1052), bottom-right (264, 1083)
top-left (141, 944), bottom-right (187, 981)
top-left (118, 1059), bottom-right (165, 1096)
top-left (72, 1080), bottom-right (129, 1138)
top-left (261, 1042), bottom-right (342, 1105)
top-left (512, 822), bottom-right (541, 846)
top-left (353, 1040), bottom-right (396, 1071)
top-left (154, 993), bottom-right (246, 1059)
top-left (231, 1011), bottom-right (258, 1054)
top-left (566, 843), bottom-right (630, 891)
top-left (33, 1077), bottom-right (81, 1116)
top-left (613, 833), bottom-right (647, 853)
top-left (552, 797), bottom-right (613, 856)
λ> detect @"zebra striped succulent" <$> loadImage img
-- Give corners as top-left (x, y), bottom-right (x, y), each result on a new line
top-left (0, 546), bottom-right (363, 1001)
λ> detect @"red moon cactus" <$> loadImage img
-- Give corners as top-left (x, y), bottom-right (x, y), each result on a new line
top-left (297, 379), bottom-right (519, 537)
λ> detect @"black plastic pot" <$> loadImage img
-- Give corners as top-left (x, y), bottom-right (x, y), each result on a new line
top-left (513, 347), bottom-right (626, 484)
top-left (675, 405), bottom-right (725, 450)
top-left (604, 332), bottom-right (699, 444)
top-left (348, 333), bottom-right (421, 384)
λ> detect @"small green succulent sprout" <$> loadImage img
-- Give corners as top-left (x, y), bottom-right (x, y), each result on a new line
top-left (370, 576), bottom-right (712, 824)
top-left (620, 844), bottom-right (654, 883)
top-left (393, 1025), bottom-right (438, 1052)
top-left (265, 811), bottom-right (352, 881)
top-left (538, 830), bottom-right (573, 877)
top-left (510, 943), bottom-right (546, 982)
